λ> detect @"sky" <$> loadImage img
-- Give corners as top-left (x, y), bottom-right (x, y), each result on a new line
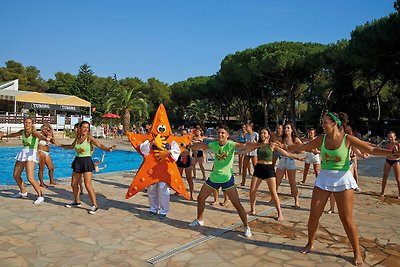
top-left (0, 0), bottom-right (395, 84)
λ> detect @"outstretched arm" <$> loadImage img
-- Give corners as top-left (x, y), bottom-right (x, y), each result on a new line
top-left (32, 130), bottom-right (52, 142)
top-left (0, 129), bottom-right (23, 140)
top-left (188, 142), bottom-right (209, 151)
top-left (235, 142), bottom-right (265, 150)
top-left (273, 143), bottom-right (304, 161)
top-left (348, 135), bottom-right (398, 157)
top-left (57, 138), bottom-right (77, 150)
top-left (90, 136), bottom-right (116, 152)
top-left (287, 136), bottom-right (323, 152)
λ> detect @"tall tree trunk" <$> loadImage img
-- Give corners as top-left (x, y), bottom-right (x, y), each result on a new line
top-left (261, 89), bottom-right (269, 128)
top-left (288, 84), bottom-right (296, 125)
top-left (123, 109), bottom-right (131, 134)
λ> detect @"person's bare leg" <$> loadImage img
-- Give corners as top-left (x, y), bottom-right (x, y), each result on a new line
top-left (225, 187), bottom-right (248, 227)
top-left (380, 162), bottom-right (391, 196)
top-left (210, 190), bottom-right (219, 205)
top-left (26, 161), bottom-right (42, 196)
top-left (300, 187), bottom-right (331, 254)
top-left (393, 163), bottom-right (400, 199)
top-left (220, 191), bottom-right (229, 207)
top-left (46, 155), bottom-right (56, 185)
top-left (196, 184), bottom-right (215, 220)
top-left (38, 153), bottom-right (48, 187)
top-left (198, 158), bottom-right (206, 180)
top-left (313, 163), bottom-right (320, 177)
top-left (287, 170), bottom-right (299, 207)
top-left (71, 172), bottom-right (82, 203)
top-left (334, 190), bottom-right (363, 266)
top-left (241, 156), bottom-right (250, 186)
top-left (249, 176), bottom-right (262, 215)
top-left (353, 158), bottom-right (359, 183)
top-left (250, 156), bottom-right (257, 175)
top-left (83, 172), bottom-right (97, 207)
top-left (13, 161), bottom-right (26, 193)
top-left (238, 155), bottom-right (243, 175)
top-left (185, 167), bottom-right (194, 200)
top-left (302, 163), bottom-right (310, 183)
top-left (275, 168), bottom-right (285, 189)
top-left (327, 195), bottom-right (335, 213)
top-left (266, 178), bottom-right (284, 221)
top-left (192, 154), bottom-right (197, 178)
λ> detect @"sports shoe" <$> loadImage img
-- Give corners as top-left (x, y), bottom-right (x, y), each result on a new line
top-left (13, 191), bottom-right (28, 198)
top-left (244, 226), bottom-right (252, 238)
top-left (65, 201), bottom-right (81, 208)
top-left (33, 196), bottom-right (44, 205)
top-left (88, 206), bottom-right (99, 214)
top-left (188, 219), bottom-right (204, 227)
top-left (159, 214), bottom-right (167, 220)
top-left (148, 211), bottom-right (157, 217)
top-left (355, 187), bottom-right (362, 192)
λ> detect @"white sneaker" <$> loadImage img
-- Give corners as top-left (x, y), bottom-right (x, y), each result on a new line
top-left (88, 206), bottom-right (99, 214)
top-left (13, 191), bottom-right (28, 198)
top-left (33, 196), bottom-right (44, 205)
top-left (244, 226), bottom-right (252, 238)
top-left (188, 219), bottom-right (204, 227)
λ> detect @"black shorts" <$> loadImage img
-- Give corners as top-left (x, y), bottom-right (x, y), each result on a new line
top-left (177, 155), bottom-right (192, 168)
top-left (71, 156), bottom-right (95, 173)
top-left (253, 163), bottom-right (276, 180)
top-left (195, 150), bottom-right (204, 158)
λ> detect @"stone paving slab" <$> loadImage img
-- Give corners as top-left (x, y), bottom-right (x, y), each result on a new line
top-left (0, 138), bottom-right (399, 266)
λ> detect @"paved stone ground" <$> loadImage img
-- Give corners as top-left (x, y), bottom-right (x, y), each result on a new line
top-left (0, 138), bottom-right (399, 266)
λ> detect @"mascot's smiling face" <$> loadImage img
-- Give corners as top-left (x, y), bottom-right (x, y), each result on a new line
top-left (157, 124), bottom-right (167, 134)
top-left (150, 104), bottom-right (173, 137)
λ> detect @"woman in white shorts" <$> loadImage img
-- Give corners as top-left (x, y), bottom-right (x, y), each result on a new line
top-left (276, 122), bottom-right (302, 208)
top-left (0, 117), bottom-right (51, 204)
top-left (301, 128), bottom-right (320, 183)
top-left (287, 111), bottom-right (398, 267)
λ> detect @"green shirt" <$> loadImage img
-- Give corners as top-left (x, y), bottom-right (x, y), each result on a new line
top-left (257, 145), bottom-right (273, 161)
top-left (74, 138), bottom-right (92, 157)
top-left (208, 140), bottom-right (236, 183)
top-left (320, 134), bottom-right (350, 171)
top-left (22, 130), bottom-right (38, 150)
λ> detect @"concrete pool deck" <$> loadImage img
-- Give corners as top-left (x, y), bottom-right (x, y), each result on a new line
top-left (0, 137), bottom-right (400, 266)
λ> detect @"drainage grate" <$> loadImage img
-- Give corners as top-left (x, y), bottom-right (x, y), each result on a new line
top-left (146, 196), bottom-right (297, 265)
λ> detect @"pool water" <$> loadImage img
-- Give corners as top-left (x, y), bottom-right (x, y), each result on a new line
top-left (0, 147), bottom-right (143, 185)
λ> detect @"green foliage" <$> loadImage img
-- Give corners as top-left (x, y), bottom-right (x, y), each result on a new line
top-left (106, 86), bottom-right (149, 132)
top-left (1, 3), bottom-right (399, 134)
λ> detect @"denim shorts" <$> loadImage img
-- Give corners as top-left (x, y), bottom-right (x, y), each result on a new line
top-left (276, 157), bottom-right (296, 170)
top-left (205, 176), bottom-right (235, 191)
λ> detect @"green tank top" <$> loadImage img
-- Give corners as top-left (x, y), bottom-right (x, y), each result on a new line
top-left (22, 130), bottom-right (38, 150)
top-left (320, 134), bottom-right (350, 171)
top-left (257, 145), bottom-right (273, 161)
top-left (74, 138), bottom-right (92, 157)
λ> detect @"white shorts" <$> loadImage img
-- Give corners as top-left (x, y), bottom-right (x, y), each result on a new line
top-left (15, 148), bottom-right (39, 163)
top-left (276, 157), bottom-right (296, 170)
top-left (305, 152), bottom-right (320, 164)
top-left (315, 169), bottom-right (358, 192)
top-left (246, 149), bottom-right (257, 157)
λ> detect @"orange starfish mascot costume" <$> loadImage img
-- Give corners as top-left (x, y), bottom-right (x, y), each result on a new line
top-left (126, 104), bottom-right (192, 200)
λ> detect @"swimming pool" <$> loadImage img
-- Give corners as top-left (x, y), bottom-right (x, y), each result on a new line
top-left (0, 147), bottom-right (143, 185)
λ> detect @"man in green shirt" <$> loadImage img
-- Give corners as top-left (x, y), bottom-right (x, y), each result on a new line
top-left (188, 125), bottom-right (264, 238)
